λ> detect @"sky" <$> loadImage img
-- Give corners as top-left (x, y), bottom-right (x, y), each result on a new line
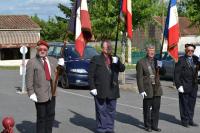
top-left (0, 0), bottom-right (71, 20)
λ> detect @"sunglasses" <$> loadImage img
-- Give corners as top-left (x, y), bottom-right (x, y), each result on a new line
top-left (38, 48), bottom-right (48, 51)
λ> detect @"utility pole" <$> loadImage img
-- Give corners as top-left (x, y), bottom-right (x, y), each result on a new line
top-left (121, 31), bottom-right (126, 85)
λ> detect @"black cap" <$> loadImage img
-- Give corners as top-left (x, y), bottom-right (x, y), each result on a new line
top-left (185, 43), bottom-right (196, 49)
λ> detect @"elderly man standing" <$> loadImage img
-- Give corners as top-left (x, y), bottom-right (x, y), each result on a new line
top-left (89, 40), bottom-right (125, 133)
top-left (25, 40), bottom-right (64, 133)
top-left (174, 44), bottom-right (199, 127)
top-left (136, 44), bottom-right (165, 132)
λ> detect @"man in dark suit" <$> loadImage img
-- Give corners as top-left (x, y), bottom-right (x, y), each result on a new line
top-left (174, 43), bottom-right (199, 127)
top-left (136, 44), bottom-right (165, 132)
top-left (89, 40), bottom-right (125, 133)
top-left (26, 40), bottom-right (64, 133)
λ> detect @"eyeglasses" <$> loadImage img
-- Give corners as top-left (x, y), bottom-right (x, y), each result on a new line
top-left (38, 48), bottom-right (48, 51)
top-left (187, 49), bottom-right (194, 52)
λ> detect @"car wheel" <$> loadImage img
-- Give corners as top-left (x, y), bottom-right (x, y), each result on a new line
top-left (61, 74), bottom-right (69, 89)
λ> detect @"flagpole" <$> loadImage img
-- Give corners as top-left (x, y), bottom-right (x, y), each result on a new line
top-left (114, 0), bottom-right (121, 56)
top-left (159, 33), bottom-right (165, 60)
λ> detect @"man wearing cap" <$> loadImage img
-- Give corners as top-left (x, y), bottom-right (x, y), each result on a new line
top-left (174, 43), bottom-right (199, 127)
top-left (136, 44), bottom-right (165, 132)
top-left (25, 40), bottom-right (64, 133)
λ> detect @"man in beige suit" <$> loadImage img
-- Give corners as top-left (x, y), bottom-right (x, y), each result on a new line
top-left (25, 40), bottom-right (64, 133)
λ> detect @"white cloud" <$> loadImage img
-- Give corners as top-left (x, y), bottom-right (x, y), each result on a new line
top-left (0, 0), bottom-right (71, 20)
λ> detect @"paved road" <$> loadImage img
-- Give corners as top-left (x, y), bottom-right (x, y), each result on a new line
top-left (0, 70), bottom-right (200, 133)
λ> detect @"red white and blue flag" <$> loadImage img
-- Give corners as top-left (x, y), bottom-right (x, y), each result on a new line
top-left (68, 0), bottom-right (92, 57)
top-left (121, 0), bottom-right (133, 39)
top-left (164, 0), bottom-right (180, 62)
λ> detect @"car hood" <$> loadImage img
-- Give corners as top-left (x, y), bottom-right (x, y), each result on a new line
top-left (65, 59), bottom-right (90, 71)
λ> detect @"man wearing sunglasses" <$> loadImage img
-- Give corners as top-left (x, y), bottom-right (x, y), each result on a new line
top-left (174, 43), bottom-right (199, 128)
top-left (25, 40), bottom-right (64, 133)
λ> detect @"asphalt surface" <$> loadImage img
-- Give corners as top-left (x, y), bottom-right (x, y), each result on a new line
top-left (0, 70), bottom-right (200, 133)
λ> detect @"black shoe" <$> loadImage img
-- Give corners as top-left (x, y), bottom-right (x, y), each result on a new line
top-left (152, 128), bottom-right (161, 132)
top-left (182, 123), bottom-right (189, 128)
top-left (189, 122), bottom-right (199, 127)
top-left (144, 127), bottom-right (152, 132)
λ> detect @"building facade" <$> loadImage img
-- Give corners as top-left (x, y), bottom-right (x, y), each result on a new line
top-left (0, 15), bottom-right (41, 60)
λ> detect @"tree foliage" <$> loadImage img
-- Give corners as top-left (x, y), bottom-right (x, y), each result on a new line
top-left (185, 0), bottom-right (200, 26)
top-left (31, 15), bottom-right (67, 41)
top-left (31, 0), bottom-right (166, 41)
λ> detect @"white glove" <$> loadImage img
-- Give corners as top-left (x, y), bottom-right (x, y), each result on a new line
top-left (90, 89), bottom-right (97, 96)
top-left (112, 56), bottom-right (118, 64)
top-left (140, 91), bottom-right (147, 99)
top-left (178, 86), bottom-right (184, 93)
top-left (157, 60), bottom-right (162, 67)
top-left (30, 93), bottom-right (38, 102)
top-left (58, 58), bottom-right (65, 66)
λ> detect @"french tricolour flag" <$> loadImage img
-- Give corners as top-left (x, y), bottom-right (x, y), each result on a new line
top-left (121, 0), bottom-right (132, 39)
top-left (164, 0), bottom-right (180, 62)
top-left (69, 0), bottom-right (92, 57)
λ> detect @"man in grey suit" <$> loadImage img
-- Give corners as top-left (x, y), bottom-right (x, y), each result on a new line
top-left (136, 45), bottom-right (165, 132)
top-left (25, 40), bottom-right (64, 133)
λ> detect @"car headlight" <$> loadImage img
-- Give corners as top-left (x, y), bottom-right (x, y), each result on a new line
top-left (70, 68), bottom-right (88, 74)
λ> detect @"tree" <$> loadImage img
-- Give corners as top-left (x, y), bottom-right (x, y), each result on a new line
top-left (185, 0), bottom-right (200, 27)
top-left (56, 0), bottom-right (163, 41)
top-left (31, 14), bottom-right (67, 41)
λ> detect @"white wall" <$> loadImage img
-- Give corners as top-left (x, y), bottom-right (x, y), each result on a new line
top-left (162, 35), bottom-right (200, 52)
top-left (30, 48), bottom-right (36, 58)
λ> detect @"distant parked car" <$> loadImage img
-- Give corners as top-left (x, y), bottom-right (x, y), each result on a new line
top-left (48, 42), bottom-right (99, 88)
top-left (157, 52), bottom-right (200, 82)
top-left (158, 52), bottom-right (183, 80)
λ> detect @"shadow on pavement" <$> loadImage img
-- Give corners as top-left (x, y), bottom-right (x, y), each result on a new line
top-left (15, 120), bottom-right (61, 133)
top-left (160, 112), bottom-right (181, 125)
top-left (115, 111), bottom-right (144, 129)
top-left (16, 121), bottom-right (35, 133)
top-left (69, 110), bottom-right (96, 132)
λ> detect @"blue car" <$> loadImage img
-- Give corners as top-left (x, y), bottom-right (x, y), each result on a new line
top-left (48, 42), bottom-right (99, 88)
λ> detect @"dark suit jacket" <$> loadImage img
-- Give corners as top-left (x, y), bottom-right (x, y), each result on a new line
top-left (26, 55), bottom-right (58, 102)
top-left (89, 53), bottom-right (125, 99)
top-left (136, 57), bottom-right (165, 98)
top-left (174, 55), bottom-right (199, 93)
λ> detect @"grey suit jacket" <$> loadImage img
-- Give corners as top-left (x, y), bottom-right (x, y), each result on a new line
top-left (25, 55), bottom-right (58, 103)
top-left (136, 57), bottom-right (164, 98)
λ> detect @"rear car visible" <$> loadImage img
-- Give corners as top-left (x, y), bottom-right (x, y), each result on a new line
top-left (48, 42), bottom-right (99, 88)
top-left (158, 52), bottom-right (200, 82)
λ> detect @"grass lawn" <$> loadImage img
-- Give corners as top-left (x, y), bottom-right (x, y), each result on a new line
top-left (0, 66), bottom-right (20, 70)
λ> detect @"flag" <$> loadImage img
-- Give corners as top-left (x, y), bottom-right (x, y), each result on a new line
top-left (164, 0), bottom-right (179, 62)
top-left (68, 0), bottom-right (92, 57)
top-left (121, 0), bottom-right (133, 39)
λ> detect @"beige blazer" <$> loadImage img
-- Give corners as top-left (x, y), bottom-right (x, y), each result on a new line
top-left (25, 55), bottom-right (58, 102)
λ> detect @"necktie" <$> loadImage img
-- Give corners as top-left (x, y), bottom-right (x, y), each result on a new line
top-left (105, 56), bottom-right (111, 66)
top-left (188, 58), bottom-right (194, 68)
top-left (43, 57), bottom-right (51, 80)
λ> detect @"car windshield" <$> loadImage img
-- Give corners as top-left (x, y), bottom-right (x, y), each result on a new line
top-left (69, 46), bottom-right (98, 59)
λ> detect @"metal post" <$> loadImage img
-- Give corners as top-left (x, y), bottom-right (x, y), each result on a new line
top-left (17, 45), bottom-right (27, 94)
top-left (21, 47), bottom-right (26, 93)
top-left (121, 31), bottom-right (126, 85)
top-left (127, 38), bottom-right (132, 63)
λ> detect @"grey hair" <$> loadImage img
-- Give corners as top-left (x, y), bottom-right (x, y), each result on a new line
top-left (146, 44), bottom-right (155, 50)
